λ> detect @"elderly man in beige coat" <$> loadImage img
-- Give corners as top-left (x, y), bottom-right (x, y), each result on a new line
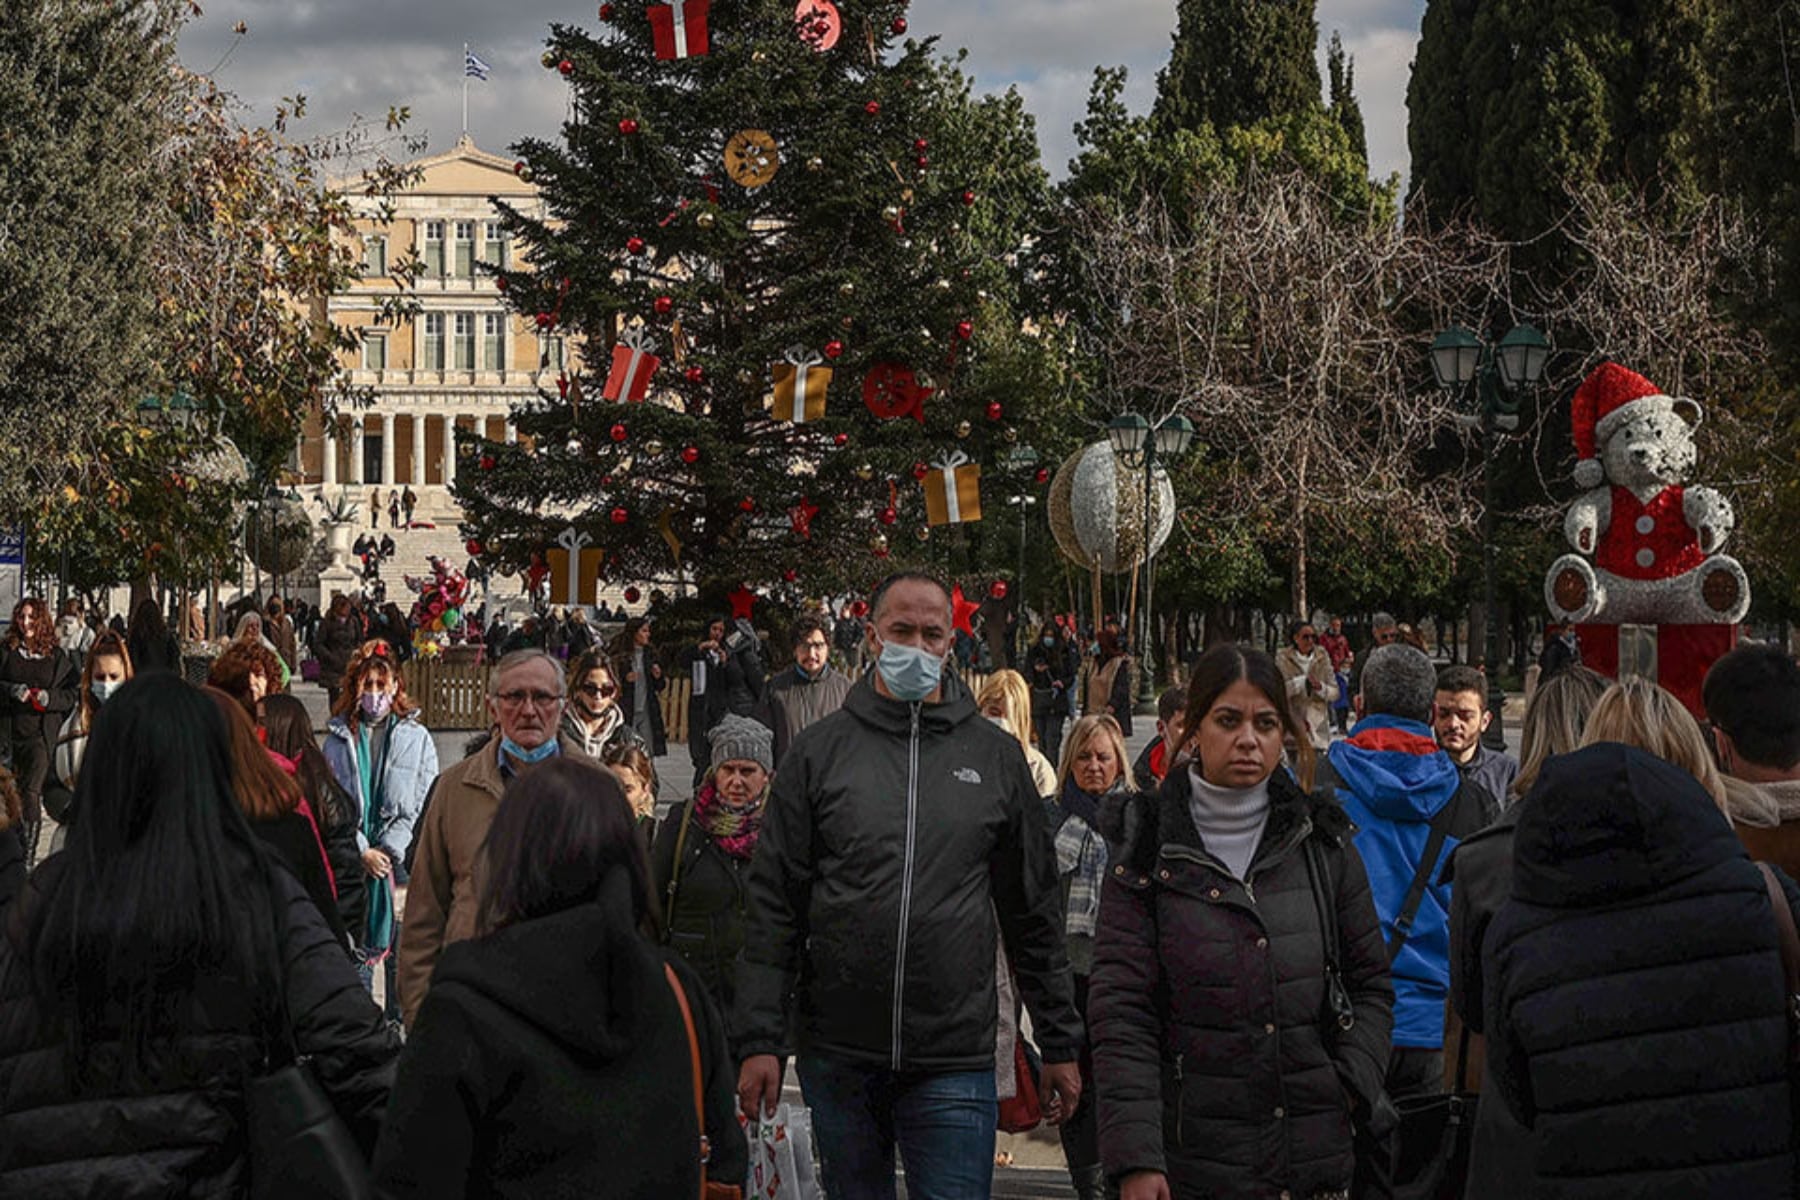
top-left (396, 649), bottom-right (598, 1027)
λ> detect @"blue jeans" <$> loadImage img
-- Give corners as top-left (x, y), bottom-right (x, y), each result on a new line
top-left (797, 1055), bottom-right (996, 1200)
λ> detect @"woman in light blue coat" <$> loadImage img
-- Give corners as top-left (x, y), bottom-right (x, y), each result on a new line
top-left (323, 639), bottom-right (439, 1022)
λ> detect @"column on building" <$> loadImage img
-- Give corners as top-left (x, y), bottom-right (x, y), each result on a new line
top-left (443, 414), bottom-right (457, 489)
top-left (504, 418), bottom-right (518, 445)
top-left (350, 415), bottom-right (365, 485)
top-left (379, 412), bottom-right (396, 486)
top-left (411, 411), bottom-right (427, 487)
top-left (322, 416), bottom-right (338, 486)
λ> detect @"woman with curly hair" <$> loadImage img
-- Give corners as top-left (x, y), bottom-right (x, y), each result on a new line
top-left (205, 638), bottom-right (283, 723)
top-left (0, 598), bottom-right (80, 869)
top-left (0, 764), bottom-right (24, 901)
top-left (322, 640), bottom-right (439, 1017)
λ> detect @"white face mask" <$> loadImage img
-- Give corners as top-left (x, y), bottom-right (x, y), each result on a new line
top-left (987, 714), bottom-right (1010, 730)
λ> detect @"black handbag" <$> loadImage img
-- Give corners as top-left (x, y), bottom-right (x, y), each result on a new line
top-left (1388, 1025), bottom-right (1478, 1200)
top-left (246, 986), bottom-right (374, 1199)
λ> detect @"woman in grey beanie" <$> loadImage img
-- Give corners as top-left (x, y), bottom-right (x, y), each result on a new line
top-left (648, 713), bottom-right (774, 1013)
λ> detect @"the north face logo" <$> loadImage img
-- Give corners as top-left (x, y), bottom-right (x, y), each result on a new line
top-left (953, 767), bottom-right (983, 785)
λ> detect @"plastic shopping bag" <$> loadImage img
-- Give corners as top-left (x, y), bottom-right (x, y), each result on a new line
top-left (746, 1104), bottom-right (822, 1200)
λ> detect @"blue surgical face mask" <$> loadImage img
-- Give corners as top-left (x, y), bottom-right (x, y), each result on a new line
top-left (1041, 636), bottom-right (1055, 647)
top-left (501, 736), bottom-right (560, 764)
top-left (876, 639), bottom-right (944, 703)
top-left (90, 680), bottom-right (121, 704)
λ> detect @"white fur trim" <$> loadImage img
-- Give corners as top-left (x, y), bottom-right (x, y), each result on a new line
top-left (1593, 392), bottom-right (1673, 446)
top-left (1573, 459), bottom-right (1604, 489)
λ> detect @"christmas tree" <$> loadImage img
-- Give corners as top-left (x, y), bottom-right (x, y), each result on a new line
top-left (454, 0), bottom-right (1069, 600)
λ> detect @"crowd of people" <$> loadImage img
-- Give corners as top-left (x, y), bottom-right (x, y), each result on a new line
top-left (2, 576), bottom-right (1799, 1200)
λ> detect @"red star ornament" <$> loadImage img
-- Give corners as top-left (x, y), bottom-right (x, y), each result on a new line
top-left (727, 584), bottom-right (757, 622)
top-left (789, 496), bottom-right (821, 539)
top-left (951, 584), bottom-right (980, 637)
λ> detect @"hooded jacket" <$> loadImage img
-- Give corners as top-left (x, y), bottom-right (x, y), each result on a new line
top-left (322, 711), bottom-right (438, 867)
top-left (1325, 715), bottom-right (1492, 1049)
top-left (1485, 744), bottom-right (1800, 1200)
top-left (734, 671), bottom-right (1082, 1071)
top-left (372, 876), bottom-right (746, 1199)
top-left (1090, 767), bottom-right (1394, 1198)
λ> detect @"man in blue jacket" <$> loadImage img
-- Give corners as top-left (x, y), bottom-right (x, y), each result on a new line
top-left (1325, 643), bottom-right (1495, 1099)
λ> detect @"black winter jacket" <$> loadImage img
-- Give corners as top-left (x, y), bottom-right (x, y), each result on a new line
top-left (0, 852), bottom-right (398, 1197)
top-left (1026, 640), bottom-right (1076, 718)
top-left (652, 793), bottom-right (754, 1015)
top-left (1485, 743), bottom-right (1800, 1200)
top-left (735, 671), bottom-right (1083, 1070)
top-left (372, 876), bottom-right (746, 1200)
top-left (1089, 767), bottom-right (1395, 1199)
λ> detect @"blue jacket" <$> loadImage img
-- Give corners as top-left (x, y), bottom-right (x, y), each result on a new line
top-left (323, 713), bottom-right (439, 866)
top-left (1325, 714), bottom-right (1470, 1049)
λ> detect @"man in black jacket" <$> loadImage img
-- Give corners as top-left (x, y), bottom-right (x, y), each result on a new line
top-left (736, 573), bottom-right (1083, 1200)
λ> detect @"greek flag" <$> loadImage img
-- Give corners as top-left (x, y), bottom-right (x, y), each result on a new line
top-left (464, 50), bottom-right (491, 80)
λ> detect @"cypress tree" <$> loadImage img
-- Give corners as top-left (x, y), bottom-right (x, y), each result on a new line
top-left (1154, 0), bottom-right (1322, 134)
top-left (1327, 32), bottom-right (1368, 166)
top-left (1405, 0), bottom-right (1479, 219)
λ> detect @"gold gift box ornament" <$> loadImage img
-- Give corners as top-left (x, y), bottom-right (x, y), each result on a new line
top-left (771, 346), bottom-right (831, 423)
top-left (924, 450), bottom-right (982, 526)
top-left (546, 526), bottom-right (603, 606)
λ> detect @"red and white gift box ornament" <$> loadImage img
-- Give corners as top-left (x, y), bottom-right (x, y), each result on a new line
top-left (546, 527), bottom-right (603, 606)
top-left (771, 346), bottom-right (831, 423)
top-left (649, 0), bottom-right (710, 60)
top-left (603, 326), bottom-right (661, 402)
top-left (923, 450), bottom-right (982, 526)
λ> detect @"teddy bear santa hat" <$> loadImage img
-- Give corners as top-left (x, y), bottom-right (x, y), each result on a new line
top-left (1570, 361), bottom-right (1670, 489)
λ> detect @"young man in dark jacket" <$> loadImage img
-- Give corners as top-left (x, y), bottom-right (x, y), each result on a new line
top-left (735, 574), bottom-right (1083, 1200)
top-left (756, 614), bottom-right (852, 767)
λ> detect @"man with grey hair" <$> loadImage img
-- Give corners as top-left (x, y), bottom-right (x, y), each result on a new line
top-left (1323, 643), bottom-right (1495, 1103)
top-left (397, 648), bottom-right (599, 1027)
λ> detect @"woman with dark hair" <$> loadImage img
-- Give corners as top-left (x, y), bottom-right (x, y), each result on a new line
top-left (1085, 627), bottom-right (1134, 736)
top-left (0, 766), bottom-right (24, 901)
top-left (316, 593), bottom-right (360, 709)
top-left (1090, 644), bottom-right (1394, 1200)
top-left (45, 631), bottom-right (132, 852)
top-left (372, 757), bottom-right (746, 1198)
top-left (376, 602), bottom-right (414, 664)
top-left (0, 597), bottom-right (80, 869)
top-left (1027, 621), bottom-right (1077, 764)
top-left (561, 648), bottom-right (643, 762)
top-left (0, 673), bottom-right (397, 1192)
top-left (264, 692), bottom-right (365, 952)
top-left (202, 686), bottom-right (347, 948)
top-left (125, 596), bottom-right (181, 672)
top-left (322, 641), bottom-right (438, 1015)
top-left (614, 616), bottom-right (667, 756)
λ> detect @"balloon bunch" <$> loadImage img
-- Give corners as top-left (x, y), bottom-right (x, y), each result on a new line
top-left (405, 556), bottom-right (474, 649)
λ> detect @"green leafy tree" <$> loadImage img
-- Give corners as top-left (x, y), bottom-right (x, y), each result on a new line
top-left (1154, 0), bottom-right (1322, 134)
top-left (455, 10), bottom-right (1071, 596)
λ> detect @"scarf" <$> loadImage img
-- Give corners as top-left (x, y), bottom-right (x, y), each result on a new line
top-left (357, 717), bottom-right (396, 959)
top-left (692, 777), bottom-right (765, 860)
top-left (1055, 779), bottom-right (1112, 940)
top-left (562, 703), bottom-right (623, 760)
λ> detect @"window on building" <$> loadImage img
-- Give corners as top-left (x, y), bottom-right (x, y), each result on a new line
top-left (484, 220), bottom-right (509, 271)
top-left (363, 235), bottom-right (387, 277)
top-left (424, 221), bottom-right (446, 276)
top-left (423, 313), bottom-right (445, 369)
top-left (484, 313), bottom-right (507, 371)
top-left (361, 330), bottom-right (387, 371)
top-left (542, 334), bottom-right (565, 371)
top-left (454, 221), bottom-right (476, 278)
top-left (453, 313), bottom-right (476, 369)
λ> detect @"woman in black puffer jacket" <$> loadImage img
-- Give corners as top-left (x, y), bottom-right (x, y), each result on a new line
top-left (1091, 645), bottom-right (1394, 1200)
top-left (1485, 741), bottom-right (1800, 1200)
top-left (0, 673), bottom-right (398, 1196)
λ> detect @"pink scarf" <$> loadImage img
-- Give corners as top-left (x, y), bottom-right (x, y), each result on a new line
top-left (691, 779), bottom-right (765, 860)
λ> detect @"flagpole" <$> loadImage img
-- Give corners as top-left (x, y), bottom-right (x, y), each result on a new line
top-left (462, 42), bottom-right (470, 139)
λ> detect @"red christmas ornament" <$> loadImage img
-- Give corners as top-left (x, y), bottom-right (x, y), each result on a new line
top-left (624, 586), bottom-right (641, 604)
top-left (558, 58), bottom-right (573, 75)
top-left (986, 401), bottom-right (1004, 422)
top-left (911, 461), bottom-right (929, 481)
top-left (989, 579), bottom-right (1009, 601)
top-left (610, 423), bottom-right (628, 443)
top-left (465, 539), bottom-right (483, 557)
top-left (739, 496), bottom-right (756, 513)
top-left (684, 365), bottom-right (705, 383)
top-left (534, 311), bottom-right (553, 329)
top-left (915, 155), bottom-right (928, 169)
top-left (879, 506), bottom-right (897, 525)
top-left (961, 189), bottom-right (977, 206)
top-left (609, 507), bottom-right (629, 524)
top-left (783, 569), bottom-right (798, 583)
top-left (626, 236), bottom-right (646, 255)
top-left (653, 295), bottom-right (674, 316)
top-left (512, 160), bottom-right (528, 175)
top-left (913, 137), bottom-right (929, 152)
top-left (789, 496), bottom-right (821, 539)
top-left (850, 600), bottom-right (869, 618)
top-left (727, 585), bottom-right (758, 621)
top-left (1034, 466), bottom-right (1050, 484)
top-left (890, 16), bottom-right (907, 34)
top-left (833, 432), bottom-right (849, 446)
top-left (479, 455), bottom-right (497, 471)
top-left (599, 2), bottom-right (616, 19)
top-left (952, 585), bottom-right (981, 636)
top-left (823, 339), bottom-right (844, 359)
top-left (619, 117), bottom-right (640, 135)
top-left (863, 362), bottom-right (933, 422)
top-left (496, 276), bottom-right (508, 292)
top-left (864, 100), bottom-right (882, 116)
top-left (954, 319), bottom-right (974, 341)
top-left (680, 445), bottom-right (700, 464)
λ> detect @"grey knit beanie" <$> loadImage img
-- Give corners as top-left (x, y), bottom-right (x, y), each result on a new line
top-left (709, 713), bottom-right (774, 774)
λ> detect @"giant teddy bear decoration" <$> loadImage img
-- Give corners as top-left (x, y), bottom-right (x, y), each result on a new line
top-left (1544, 361), bottom-right (1750, 627)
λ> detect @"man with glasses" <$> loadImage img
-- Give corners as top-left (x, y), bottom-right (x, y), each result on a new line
top-left (756, 613), bottom-right (852, 767)
top-left (396, 649), bottom-right (597, 1027)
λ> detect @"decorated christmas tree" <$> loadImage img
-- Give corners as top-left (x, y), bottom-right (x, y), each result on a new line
top-left (454, 0), bottom-right (1071, 603)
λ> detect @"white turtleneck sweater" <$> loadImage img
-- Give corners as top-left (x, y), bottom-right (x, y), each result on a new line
top-left (1187, 766), bottom-right (1272, 882)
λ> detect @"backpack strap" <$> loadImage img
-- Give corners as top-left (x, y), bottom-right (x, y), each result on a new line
top-left (662, 801), bottom-right (696, 944)
top-left (662, 962), bottom-right (715, 1195)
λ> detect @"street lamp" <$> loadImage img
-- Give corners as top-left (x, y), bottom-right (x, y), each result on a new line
top-left (1108, 412), bottom-right (1195, 706)
top-left (1429, 324), bottom-right (1550, 728)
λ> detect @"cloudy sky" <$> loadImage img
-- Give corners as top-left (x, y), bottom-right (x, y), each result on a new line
top-left (179, 0), bottom-right (1428, 182)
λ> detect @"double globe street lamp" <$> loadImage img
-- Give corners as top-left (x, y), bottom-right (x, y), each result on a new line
top-left (1107, 412), bottom-right (1196, 706)
top-left (1429, 324), bottom-right (1551, 712)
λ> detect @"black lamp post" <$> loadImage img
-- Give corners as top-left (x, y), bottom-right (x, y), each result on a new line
top-left (1429, 324), bottom-right (1550, 714)
top-left (1108, 412), bottom-right (1196, 705)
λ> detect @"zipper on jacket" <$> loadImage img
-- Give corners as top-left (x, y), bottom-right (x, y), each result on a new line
top-left (1171, 1052), bottom-right (1186, 1146)
top-left (892, 704), bottom-right (922, 1070)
